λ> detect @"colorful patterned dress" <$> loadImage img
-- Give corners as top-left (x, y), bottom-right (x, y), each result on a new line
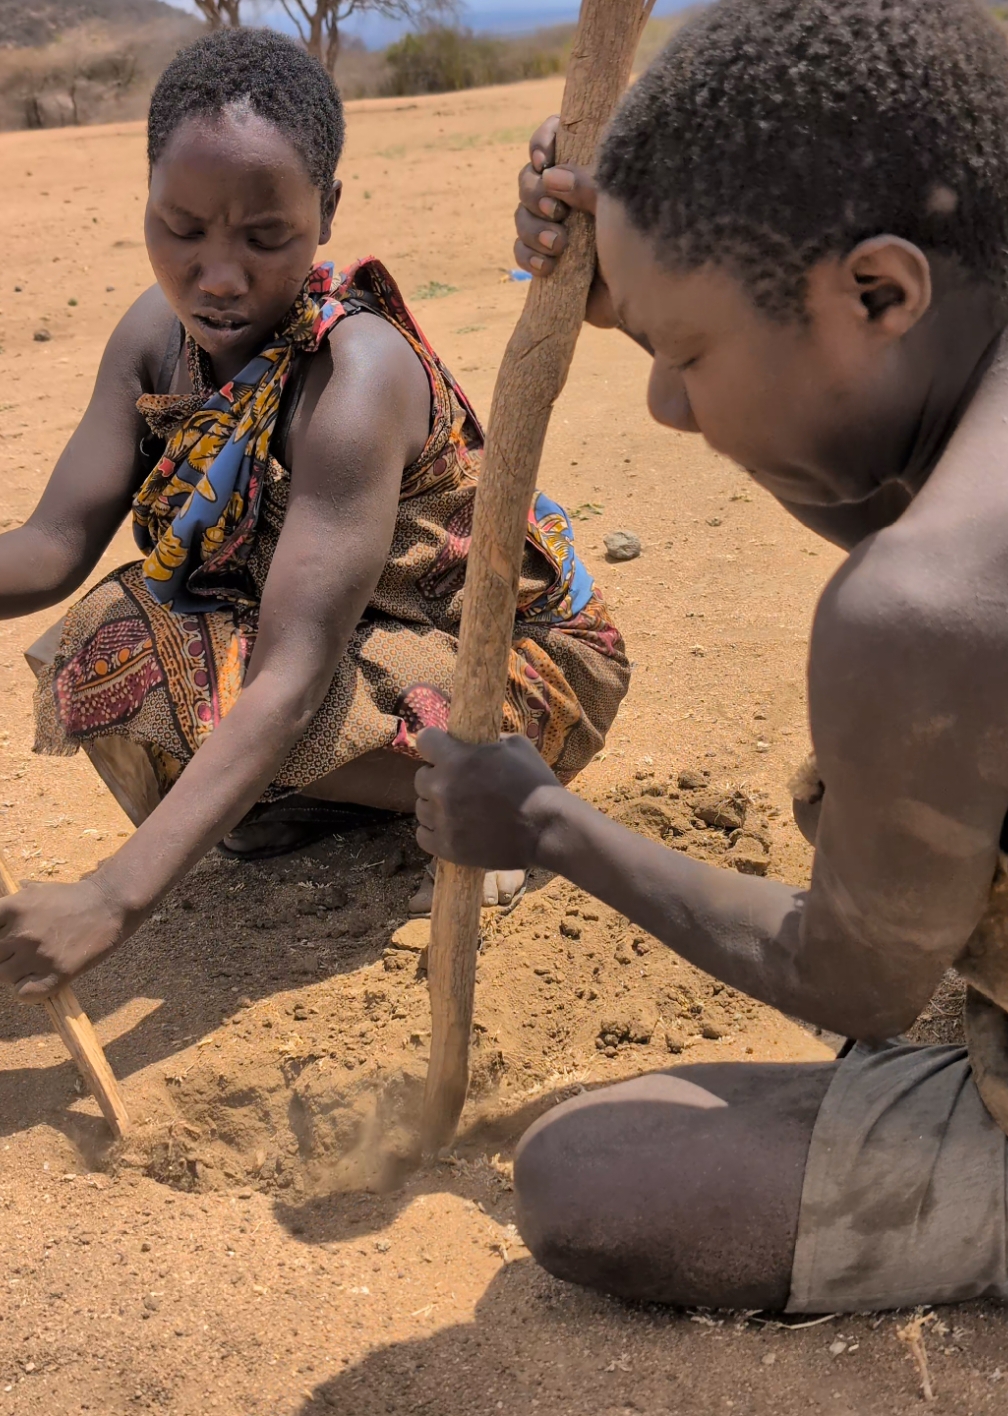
top-left (33, 258), bottom-right (630, 801)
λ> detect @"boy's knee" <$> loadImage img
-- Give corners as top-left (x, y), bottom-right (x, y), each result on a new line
top-left (513, 1106), bottom-right (577, 1267)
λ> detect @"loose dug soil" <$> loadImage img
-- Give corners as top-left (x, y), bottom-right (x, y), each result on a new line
top-left (0, 76), bottom-right (1003, 1416)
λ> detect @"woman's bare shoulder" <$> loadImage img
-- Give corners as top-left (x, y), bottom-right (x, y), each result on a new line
top-left (100, 284), bottom-right (181, 394)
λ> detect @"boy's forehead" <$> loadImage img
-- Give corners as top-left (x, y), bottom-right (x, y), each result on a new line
top-left (596, 194), bottom-right (752, 339)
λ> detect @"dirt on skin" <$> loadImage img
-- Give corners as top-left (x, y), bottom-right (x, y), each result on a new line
top-left (0, 76), bottom-right (1002, 1416)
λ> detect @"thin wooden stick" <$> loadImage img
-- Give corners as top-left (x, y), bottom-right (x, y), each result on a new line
top-left (421, 0), bottom-right (657, 1152)
top-left (0, 851), bottom-right (130, 1139)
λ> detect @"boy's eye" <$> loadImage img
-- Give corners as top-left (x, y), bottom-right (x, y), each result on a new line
top-left (167, 224), bottom-right (203, 241)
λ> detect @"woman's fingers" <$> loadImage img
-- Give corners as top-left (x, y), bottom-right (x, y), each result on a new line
top-left (14, 971), bottom-right (61, 1002)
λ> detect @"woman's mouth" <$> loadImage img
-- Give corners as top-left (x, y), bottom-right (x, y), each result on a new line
top-left (192, 311), bottom-right (250, 334)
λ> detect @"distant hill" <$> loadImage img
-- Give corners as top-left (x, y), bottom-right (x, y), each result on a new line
top-left (0, 0), bottom-right (186, 50)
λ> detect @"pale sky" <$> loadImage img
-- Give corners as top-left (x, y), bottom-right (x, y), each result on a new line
top-left (171, 0), bottom-right (694, 47)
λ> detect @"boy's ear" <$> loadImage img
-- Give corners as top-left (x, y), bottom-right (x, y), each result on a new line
top-left (843, 236), bottom-right (932, 334)
top-left (319, 180), bottom-right (342, 245)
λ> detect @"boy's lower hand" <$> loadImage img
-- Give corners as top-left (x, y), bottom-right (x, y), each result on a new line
top-left (414, 728), bottom-right (564, 870)
top-left (0, 878), bottom-right (125, 1001)
top-left (516, 116), bottom-right (617, 329)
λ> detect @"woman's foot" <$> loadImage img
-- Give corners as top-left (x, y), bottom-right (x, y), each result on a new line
top-left (219, 796), bottom-right (401, 860)
top-left (407, 860), bottom-right (527, 916)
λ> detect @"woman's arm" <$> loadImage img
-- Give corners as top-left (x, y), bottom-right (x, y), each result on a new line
top-left (0, 286), bottom-right (176, 618)
top-left (0, 311), bottom-right (430, 998)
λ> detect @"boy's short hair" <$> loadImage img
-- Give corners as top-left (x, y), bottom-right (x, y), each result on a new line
top-left (598, 0), bottom-right (1008, 317)
top-left (148, 27), bottom-right (345, 192)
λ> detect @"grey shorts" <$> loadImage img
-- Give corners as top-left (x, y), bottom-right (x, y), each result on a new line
top-left (787, 1039), bottom-right (1008, 1313)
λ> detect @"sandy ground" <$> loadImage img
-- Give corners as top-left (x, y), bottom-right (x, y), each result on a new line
top-left (0, 76), bottom-right (1004, 1416)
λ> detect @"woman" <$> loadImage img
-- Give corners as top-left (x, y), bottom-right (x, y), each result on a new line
top-left (0, 28), bottom-right (628, 999)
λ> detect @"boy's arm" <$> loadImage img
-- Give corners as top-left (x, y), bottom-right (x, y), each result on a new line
top-left (0, 313), bottom-right (430, 998)
top-left (415, 544), bottom-right (1003, 1040)
top-left (0, 286), bottom-right (176, 618)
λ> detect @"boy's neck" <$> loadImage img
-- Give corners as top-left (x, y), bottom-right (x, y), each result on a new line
top-left (899, 287), bottom-right (1007, 497)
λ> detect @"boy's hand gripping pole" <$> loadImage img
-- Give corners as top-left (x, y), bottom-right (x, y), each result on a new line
top-left (0, 851), bottom-right (130, 1140)
top-left (421, 0), bottom-right (656, 1152)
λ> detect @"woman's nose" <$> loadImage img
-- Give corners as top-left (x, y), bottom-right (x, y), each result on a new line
top-left (197, 257), bottom-right (249, 301)
top-left (647, 362), bottom-right (700, 434)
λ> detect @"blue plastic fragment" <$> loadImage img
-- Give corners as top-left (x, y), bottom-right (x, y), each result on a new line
top-left (509, 268), bottom-right (533, 282)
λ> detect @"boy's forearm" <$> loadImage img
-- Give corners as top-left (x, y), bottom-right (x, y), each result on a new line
top-left (528, 787), bottom-right (836, 1027)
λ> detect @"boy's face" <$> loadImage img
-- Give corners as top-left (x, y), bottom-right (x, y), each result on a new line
top-left (595, 194), bottom-right (928, 508)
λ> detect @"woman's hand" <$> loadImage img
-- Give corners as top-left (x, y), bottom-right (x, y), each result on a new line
top-left (515, 116), bottom-right (617, 330)
top-left (0, 878), bottom-right (126, 1001)
top-left (414, 728), bottom-right (566, 870)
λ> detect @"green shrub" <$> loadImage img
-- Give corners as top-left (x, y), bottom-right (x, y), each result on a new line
top-left (384, 25), bottom-right (564, 97)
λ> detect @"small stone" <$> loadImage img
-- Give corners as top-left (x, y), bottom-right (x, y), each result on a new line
top-left (374, 1239), bottom-right (391, 1253)
top-left (755, 740), bottom-right (771, 753)
top-left (701, 1021), bottom-right (725, 1040)
top-left (665, 1027), bottom-right (685, 1054)
top-left (631, 936), bottom-right (650, 955)
top-left (559, 919), bottom-right (581, 940)
top-left (603, 529), bottom-right (642, 562)
top-left (143, 1295), bottom-right (160, 1312)
top-left (692, 788), bottom-right (748, 832)
top-left (614, 942), bottom-right (633, 965)
top-left (829, 1340), bottom-right (848, 1356)
top-left (604, 1044), bottom-right (617, 1057)
top-left (706, 516), bottom-right (722, 527)
top-left (627, 1017), bottom-right (655, 1045)
top-left (293, 1004), bottom-right (309, 1021)
top-left (33, 328), bottom-right (51, 342)
top-left (761, 1352), bottom-right (776, 1366)
top-left (24, 1363), bottom-right (36, 1374)
top-left (677, 769), bottom-right (708, 790)
top-left (389, 919), bottom-right (430, 953)
top-left (140, 1241), bottom-right (151, 1252)
top-left (68, 297), bottom-right (78, 306)
top-left (727, 835), bottom-right (770, 877)
top-left (381, 845), bottom-right (405, 877)
top-left (106, 284), bottom-right (115, 291)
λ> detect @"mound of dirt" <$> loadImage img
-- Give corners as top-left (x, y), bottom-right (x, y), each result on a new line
top-left (56, 767), bottom-right (806, 1200)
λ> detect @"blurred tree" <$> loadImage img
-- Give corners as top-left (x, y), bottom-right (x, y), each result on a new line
top-left (278, 0), bottom-right (457, 77)
top-left (193, 0), bottom-right (243, 25)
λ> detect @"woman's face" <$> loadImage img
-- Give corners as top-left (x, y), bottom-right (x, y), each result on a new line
top-left (145, 106), bottom-right (339, 381)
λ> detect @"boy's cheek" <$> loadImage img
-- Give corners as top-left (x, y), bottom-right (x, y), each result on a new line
top-left (647, 363), bottom-right (700, 434)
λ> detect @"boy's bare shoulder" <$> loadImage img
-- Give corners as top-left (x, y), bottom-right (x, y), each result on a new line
top-left (809, 357), bottom-right (1008, 780)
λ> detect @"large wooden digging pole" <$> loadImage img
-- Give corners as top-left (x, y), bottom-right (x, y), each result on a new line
top-left (421, 0), bottom-right (656, 1152)
top-left (0, 850), bottom-right (130, 1139)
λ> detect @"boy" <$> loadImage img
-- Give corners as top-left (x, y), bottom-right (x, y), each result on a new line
top-left (415, 0), bottom-right (1008, 1310)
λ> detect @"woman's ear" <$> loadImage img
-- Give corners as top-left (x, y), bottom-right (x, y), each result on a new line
top-left (844, 235), bottom-right (932, 334)
top-left (319, 180), bottom-right (342, 245)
